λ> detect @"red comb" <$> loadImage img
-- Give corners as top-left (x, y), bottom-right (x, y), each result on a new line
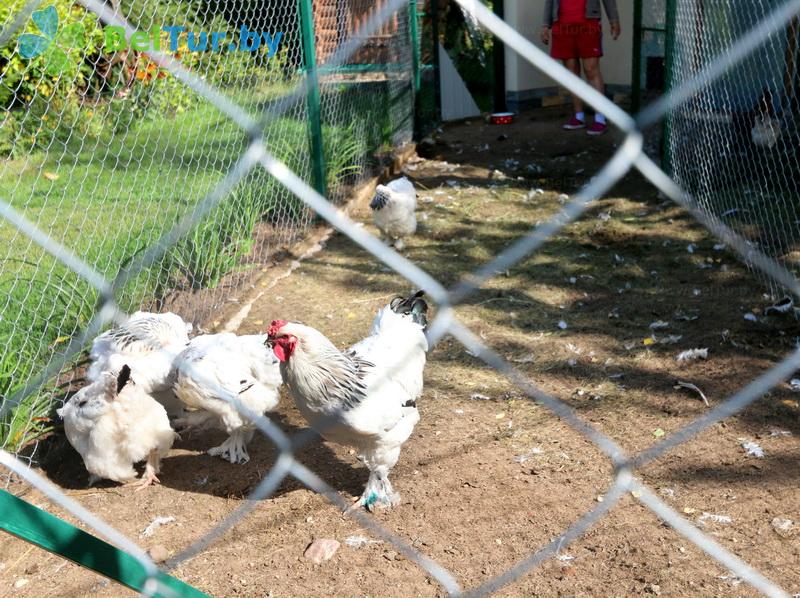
top-left (267, 320), bottom-right (288, 336)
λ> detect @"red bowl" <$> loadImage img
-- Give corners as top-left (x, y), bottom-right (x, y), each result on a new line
top-left (490, 112), bottom-right (515, 125)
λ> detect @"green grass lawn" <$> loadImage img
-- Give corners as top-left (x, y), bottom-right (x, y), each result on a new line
top-left (0, 78), bottom-right (403, 453)
top-left (0, 99), bottom-right (312, 452)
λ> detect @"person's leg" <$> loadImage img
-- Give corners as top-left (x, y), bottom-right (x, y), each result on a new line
top-left (581, 57), bottom-right (605, 122)
top-left (564, 58), bottom-right (584, 116)
top-left (559, 57), bottom-right (585, 129)
top-left (576, 21), bottom-right (607, 133)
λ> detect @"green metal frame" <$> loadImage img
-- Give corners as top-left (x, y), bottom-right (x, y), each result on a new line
top-left (298, 0), bottom-right (327, 196)
top-left (410, 0), bottom-right (421, 93)
top-left (0, 490), bottom-right (208, 597)
top-left (662, 0), bottom-right (678, 175)
top-left (631, 0), bottom-right (643, 113)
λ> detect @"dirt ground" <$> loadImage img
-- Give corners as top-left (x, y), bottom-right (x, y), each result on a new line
top-left (2, 107), bottom-right (800, 597)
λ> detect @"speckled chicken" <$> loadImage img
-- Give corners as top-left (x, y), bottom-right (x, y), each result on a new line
top-left (267, 291), bottom-right (428, 511)
top-left (87, 311), bottom-right (192, 416)
top-left (369, 176), bottom-right (417, 250)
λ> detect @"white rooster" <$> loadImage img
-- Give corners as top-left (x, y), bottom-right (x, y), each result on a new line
top-left (369, 176), bottom-right (417, 250)
top-left (172, 332), bottom-right (282, 464)
top-left (87, 311), bottom-right (192, 416)
top-left (57, 365), bottom-right (176, 489)
top-left (267, 290), bottom-right (428, 511)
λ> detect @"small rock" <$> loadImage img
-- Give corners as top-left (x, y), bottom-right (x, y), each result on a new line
top-left (304, 539), bottom-right (340, 564)
top-left (13, 579), bottom-right (29, 589)
top-left (148, 545), bottom-right (169, 563)
top-left (645, 583), bottom-right (661, 595)
top-left (771, 517), bottom-right (794, 538)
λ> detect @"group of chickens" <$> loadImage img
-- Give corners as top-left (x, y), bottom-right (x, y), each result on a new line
top-left (58, 177), bottom-right (427, 512)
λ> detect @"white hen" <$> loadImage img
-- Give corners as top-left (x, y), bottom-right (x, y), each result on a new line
top-left (369, 176), bottom-right (417, 250)
top-left (268, 290), bottom-right (428, 511)
top-left (172, 332), bottom-right (282, 464)
top-left (87, 311), bottom-right (192, 416)
top-left (57, 365), bottom-right (176, 488)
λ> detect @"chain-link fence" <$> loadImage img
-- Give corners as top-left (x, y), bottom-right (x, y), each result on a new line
top-left (0, 0), bottom-right (417, 461)
top-left (1, 0), bottom-right (800, 596)
top-left (665, 2), bottom-right (800, 300)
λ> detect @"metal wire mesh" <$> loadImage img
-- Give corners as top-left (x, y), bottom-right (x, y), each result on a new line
top-left (1, 0), bottom-right (799, 596)
top-left (665, 2), bottom-right (800, 300)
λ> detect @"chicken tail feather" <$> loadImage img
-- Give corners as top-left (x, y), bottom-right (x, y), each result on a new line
top-left (390, 290), bottom-right (428, 329)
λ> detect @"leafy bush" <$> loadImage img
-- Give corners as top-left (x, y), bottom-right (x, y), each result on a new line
top-left (0, 0), bottom-right (104, 108)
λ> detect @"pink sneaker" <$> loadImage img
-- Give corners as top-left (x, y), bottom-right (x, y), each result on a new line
top-left (562, 116), bottom-right (586, 130)
top-left (586, 122), bottom-right (607, 136)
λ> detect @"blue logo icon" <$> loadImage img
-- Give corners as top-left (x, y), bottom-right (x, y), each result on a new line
top-left (18, 5), bottom-right (85, 74)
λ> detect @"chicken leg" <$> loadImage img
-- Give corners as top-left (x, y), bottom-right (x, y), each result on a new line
top-left (207, 429), bottom-right (253, 464)
top-left (345, 466), bottom-right (400, 514)
top-left (135, 449), bottom-right (162, 491)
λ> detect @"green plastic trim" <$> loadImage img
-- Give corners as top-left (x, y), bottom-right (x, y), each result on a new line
top-left (0, 490), bottom-right (208, 598)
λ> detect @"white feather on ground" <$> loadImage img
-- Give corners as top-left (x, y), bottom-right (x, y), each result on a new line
top-left (369, 176), bottom-right (417, 250)
top-left (57, 365), bottom-right (175, 488)
top-left (87, 311), bottom-right (192, 416)
top-left (172, 332), bottom-right (282, 464)
top-left (676, 348), bottom-right (708, 362)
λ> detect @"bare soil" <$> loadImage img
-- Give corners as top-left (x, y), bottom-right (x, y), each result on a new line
top-left (2, 107), bottom-right (800, 598)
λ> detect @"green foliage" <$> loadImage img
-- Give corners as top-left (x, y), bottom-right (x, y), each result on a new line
top-left (0, 0), bottom-right (401, 453)
top-left (164, 185), bottom-right (262, 290)
top-left (0, 0), bottom-right (104, 107)
top-left (0, 262), bottom-right (97, 453)
top-left (441, 0), bottom-right (495, 111)
top-left (323, 120), bottom-right (364, 188)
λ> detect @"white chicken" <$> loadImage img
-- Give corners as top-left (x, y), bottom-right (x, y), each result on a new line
top-left (369, 176), bottom-right (417, 251)
top-left (172, 332), bottom-right (282, 464)
top-left (87, 311), bottom-right (192, 416)
top-left (750, 87), bottom-right (782, 149)
top-left (57, 365), bottom-right (176, 489)
top-left (267, 290), bottom-right (428, 511)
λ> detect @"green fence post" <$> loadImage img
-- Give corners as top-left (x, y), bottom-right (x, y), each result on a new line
top-left (431, 0), bottom-right (441, 120)
top-left (631, 0), bottom-right (643, 113)
top-left (410, 0), bottom-right (421, 93)
top-left (662, 0), bottom-right (677, 175)
top-left (298, 0), bottom-right (326, 196)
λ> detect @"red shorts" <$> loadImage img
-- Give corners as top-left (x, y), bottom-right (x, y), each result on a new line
top-left (550, 20), bottom-right (603, 60)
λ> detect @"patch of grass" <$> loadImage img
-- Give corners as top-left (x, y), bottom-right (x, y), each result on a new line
top-left (0, 77), bottom-right (395, 452)
top-left (0, 264), bottom-right (97, 452)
